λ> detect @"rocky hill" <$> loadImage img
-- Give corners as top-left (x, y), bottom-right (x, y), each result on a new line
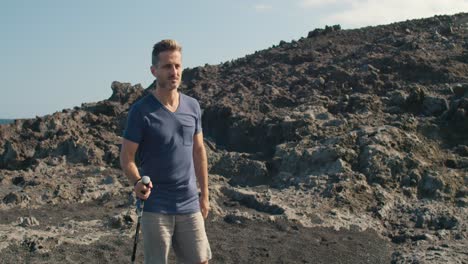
top-left (1, 13), bottom-right (467, 263)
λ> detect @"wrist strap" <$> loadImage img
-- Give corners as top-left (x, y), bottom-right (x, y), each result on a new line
top-left (134, 178), bottom-right (142, 187)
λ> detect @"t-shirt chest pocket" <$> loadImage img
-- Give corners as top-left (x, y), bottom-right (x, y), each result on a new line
top-left (182, 125), bottom-right (194, 146)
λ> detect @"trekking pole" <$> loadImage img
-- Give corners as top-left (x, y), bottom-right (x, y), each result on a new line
top-left (131, 176), bottom-right (151, 263)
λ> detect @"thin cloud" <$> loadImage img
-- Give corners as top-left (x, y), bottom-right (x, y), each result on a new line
top-left (300, 0), bottom-right (468, 28)
top-left (299, 0), bottom-right (343, 8)
top-left (254, 4), bottom-right (273, 11)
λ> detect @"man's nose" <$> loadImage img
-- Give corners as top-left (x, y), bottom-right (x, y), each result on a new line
top-left (169, 65), bottom-right (177, 75)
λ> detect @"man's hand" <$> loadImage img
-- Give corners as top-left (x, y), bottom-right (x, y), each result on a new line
top-left (134, 180), bottom-right (153, 200)
top-left (200, 197), bottom-right (210, 219)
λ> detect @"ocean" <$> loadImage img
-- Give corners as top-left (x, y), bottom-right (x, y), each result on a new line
top-left (0, 119), bottom-right (14, 125)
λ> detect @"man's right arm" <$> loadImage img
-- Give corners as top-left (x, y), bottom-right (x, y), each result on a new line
top-left (120, 138), bottom-right (152, 200)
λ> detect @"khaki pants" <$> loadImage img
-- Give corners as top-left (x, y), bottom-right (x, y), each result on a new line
top-left (142, 212), bottom-right (211, 264)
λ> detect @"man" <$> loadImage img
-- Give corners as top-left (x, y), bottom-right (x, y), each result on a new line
top-left (120, 39), bottom-right (211, 264)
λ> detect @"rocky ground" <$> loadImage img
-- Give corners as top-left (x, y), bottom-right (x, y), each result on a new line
top-left (1, 13), bottom-right (467, 263)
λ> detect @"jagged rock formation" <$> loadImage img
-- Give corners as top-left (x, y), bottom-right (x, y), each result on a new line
top-left (1, 13), bottom-right (467, 263)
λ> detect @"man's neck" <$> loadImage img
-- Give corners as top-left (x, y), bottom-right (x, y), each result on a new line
top-left (154, 86), bottom-right (179, 109)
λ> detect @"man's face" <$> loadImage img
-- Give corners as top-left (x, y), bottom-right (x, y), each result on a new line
top-left (151, 50), bottom-right (182, 91)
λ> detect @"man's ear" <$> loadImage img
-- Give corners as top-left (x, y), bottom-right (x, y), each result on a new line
top-left (150, 65), bottom-right (157, 77)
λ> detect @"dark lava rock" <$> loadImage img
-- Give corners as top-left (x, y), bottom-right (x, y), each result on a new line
top-left (1, 12), bottom-right (467, 264)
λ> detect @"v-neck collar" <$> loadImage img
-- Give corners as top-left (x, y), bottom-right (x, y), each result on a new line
top-left (151, 92), bottom-right (181, 114)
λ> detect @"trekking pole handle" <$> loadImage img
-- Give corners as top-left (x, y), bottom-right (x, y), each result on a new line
top-left (141, 176), bottom-right (151, 186)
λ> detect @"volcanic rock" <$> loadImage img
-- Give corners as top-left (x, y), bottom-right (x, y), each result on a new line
top-left (1, 13), bottom-right (468, 263)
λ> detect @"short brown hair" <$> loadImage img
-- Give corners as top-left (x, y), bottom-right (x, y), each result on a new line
top-left (152, 39), bottom-right (182, 66)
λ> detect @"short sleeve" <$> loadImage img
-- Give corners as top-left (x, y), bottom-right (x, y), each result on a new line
top-left (194, 100), bottom-right (203, 135)
top-left (123, 104), bottom-right (145, 143)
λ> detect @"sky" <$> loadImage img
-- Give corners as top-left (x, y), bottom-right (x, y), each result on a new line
top-left (1, 0), bottom-right (467, 119)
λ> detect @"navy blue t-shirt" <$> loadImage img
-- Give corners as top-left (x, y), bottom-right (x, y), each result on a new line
top-left (123, 92), bottom-right (202, 214)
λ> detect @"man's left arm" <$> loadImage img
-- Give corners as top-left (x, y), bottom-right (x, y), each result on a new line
top-left (193, 132), bottom-right (210, 219)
